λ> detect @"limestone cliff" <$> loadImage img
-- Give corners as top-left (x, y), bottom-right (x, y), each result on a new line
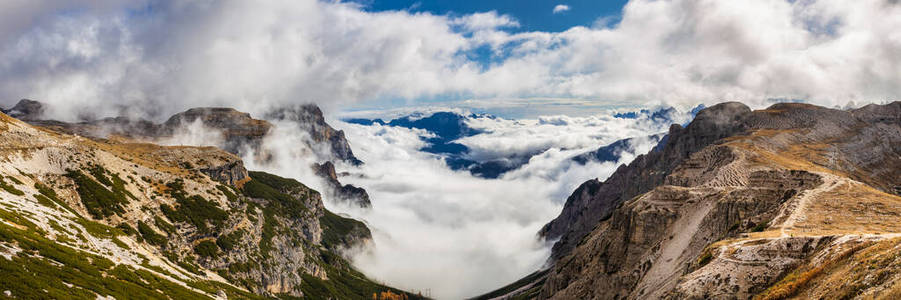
top-left (485, 101), bottom-right (901, 299)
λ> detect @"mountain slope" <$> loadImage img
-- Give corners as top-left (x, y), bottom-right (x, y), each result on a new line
top-left (487, 101), bottom-right (901, 299)
top-left (3, 99), bottom-right (372, 208)
top-left (0, 111), bottom-right (419, 299)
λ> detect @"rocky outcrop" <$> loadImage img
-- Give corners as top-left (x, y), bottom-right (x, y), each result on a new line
top-left (1, 99), bottom-right (45, 120)
top-left (571, 133), bottom-right (665, 165)
top-left (198, 160), bottom-right (250, 187)
top-left (313, 161), bottom-right (372, 208)
top-left (163, 107), bottom-right (273, 155)
top-left (489, 101), bottom-right (901, 299)
top-left (266, 105), bottom-right (362, 165)
top-left (540, 102), bottom-right (753, 260)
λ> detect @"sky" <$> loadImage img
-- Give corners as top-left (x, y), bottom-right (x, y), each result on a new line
top-left (1, 1), bottom-right (900, 299)
top-left (349, 0), bottom-right (629, 33)
top-left (0, 0), bottom-right (898, 121)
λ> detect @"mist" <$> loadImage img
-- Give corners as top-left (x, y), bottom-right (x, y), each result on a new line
top-left (202, 107), bottom-right (680, 299)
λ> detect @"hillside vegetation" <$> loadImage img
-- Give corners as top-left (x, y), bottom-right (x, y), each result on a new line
top-left (0, 111), bottom-right (421, 299)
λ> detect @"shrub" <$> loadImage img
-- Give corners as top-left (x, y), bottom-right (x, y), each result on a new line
top-left (116, 223), bottom-right (137, 236)
top-left (137, 221), bottom-right (167, 246)
top-left (752, 222), bottom-right (769, 232)
top-left (194, 240), bottom-right (219, 258)
top-left (0, 177), bottom-right (24, 196)
top-left (216, 230), bottom-right (244, 251)
top-left (160, 181), bottom-right (228, 234)
top-left (66, 170), bottom-right (127, 219)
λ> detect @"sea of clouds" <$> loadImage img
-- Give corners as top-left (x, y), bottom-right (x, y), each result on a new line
top-left (231, 107), bottom-right (692, 299)
top-left (2, 0), bottom-right (899, 298)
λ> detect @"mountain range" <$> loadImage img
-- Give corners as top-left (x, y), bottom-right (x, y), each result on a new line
top-left (2, 99), bottom-right (900, 299)
top-left (345, 106), bottom-right (701, 179)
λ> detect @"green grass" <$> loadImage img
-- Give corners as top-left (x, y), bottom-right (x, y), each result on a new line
top-left (320, 210), bottom-right (370, 250)
top-left (299, 251), bottom-right (426, 300)
top-left (34, 194), bottom-right (56, 208)
top-left (0, 220), bottom-right (213, 300)
top-left (242, 172), bottom-right (312, 219)
top-left (6, 176), bottom-right (23, 185)
top-left (138, 221), bottom-right (167, 246)
top-left (216, 185), bottom-right (238, 202)
top-left (66, 170), bottom-right (128, 219)
top-left (116, 223), bottom-right (137, 236)
top-left (35, 183), bottom-right (78, 214)
top-left (160, 179), bottom-right (228, 234)
top-left (75, 218), bottom-right (124, 239)
top-left (194, 240), bottom-right (219, 258)
top-left (0, 177), bottom-right (25, 196)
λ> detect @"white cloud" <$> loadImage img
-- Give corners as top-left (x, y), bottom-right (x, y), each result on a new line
top-left (553, 4), bottom-right (571, 14)
top-left (224, 109), bottom-right (673, 299)
top-left (1, 0), bottom-right (898, 122)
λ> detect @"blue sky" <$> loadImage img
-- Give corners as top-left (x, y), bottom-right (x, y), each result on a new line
top-left (350, 0), bottom-right (628, 32)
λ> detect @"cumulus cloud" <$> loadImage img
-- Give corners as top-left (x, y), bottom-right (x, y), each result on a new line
top-left (192, 107), bottom-right (666, 299)
top-left (553, 4), bottom-right (570, 14)
top-left (1, 0), bottom-right (898, 122)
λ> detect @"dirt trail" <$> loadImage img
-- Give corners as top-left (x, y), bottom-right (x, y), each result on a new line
top-left (776, 173), bottom-right (842, 238)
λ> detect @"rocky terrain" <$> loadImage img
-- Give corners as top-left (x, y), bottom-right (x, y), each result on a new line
top-left (2, 99), bottom-right (372, 208)
top-left (0, 107), bottom-right (416, 299)
top-left (481, 101), bottom-right (901, 299)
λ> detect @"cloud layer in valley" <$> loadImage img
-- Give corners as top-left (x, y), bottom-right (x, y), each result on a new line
top-left (230, 106), bottom-right (688, 299)
top-left (1, 0), bottom-right (899, 121)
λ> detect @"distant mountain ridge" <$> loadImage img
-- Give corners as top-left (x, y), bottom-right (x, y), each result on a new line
top-left (347, 106), bottom-right (702, 179)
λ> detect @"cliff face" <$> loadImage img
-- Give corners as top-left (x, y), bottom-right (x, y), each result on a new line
top-left (266, 105), bottom-right (363, 165)
top-left (313, 161), bottom-right (372, 208)
top-left (0, 111), bottom-right (415, 299)
top-left (490, 101), bottom-right (901, 299)
top-left (539, 102), bottom-right (753, 260)
top-left (163, 107), bottom-right (273, 155)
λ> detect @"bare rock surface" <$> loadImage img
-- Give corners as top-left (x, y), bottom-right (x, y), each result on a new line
top-left (488, 101), bottom-right (901, 300)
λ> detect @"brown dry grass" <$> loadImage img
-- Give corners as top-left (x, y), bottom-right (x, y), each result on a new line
top-left (795, 183), bottom-right (901, 236)
top-left (754, 240), bottom-right (873, 300)
top-left (723, 129), bottom-right (845, 176)
top-left (799, 238), bottom-right (901, 299)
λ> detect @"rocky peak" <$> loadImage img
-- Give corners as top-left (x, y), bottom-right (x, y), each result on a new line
top-left (164, 107), bottom-right (272, 154)
top-left (489, 101), bottom-right (901, 300)
top-left (313, 161), bottom-right (372, 208)
top-left (2, 99), bottom-right (45, 120)
top-left (266, 105), bottom-right (362, 165)
top-left (539, 102), bottom-right (756, 259)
